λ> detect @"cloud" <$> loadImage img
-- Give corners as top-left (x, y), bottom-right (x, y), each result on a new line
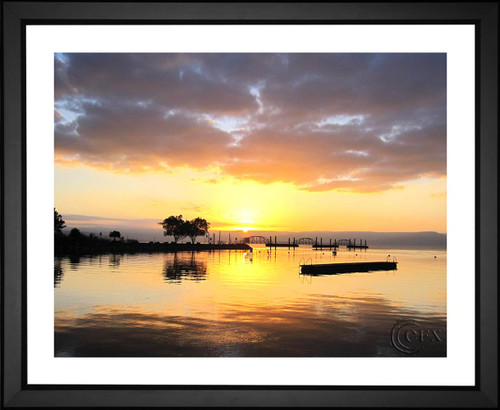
top-left (430, 191), bottom-right (447, 199)
top-left (55, 53), bottom-right (446, 192)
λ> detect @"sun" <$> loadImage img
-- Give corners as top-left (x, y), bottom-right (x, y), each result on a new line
top-left (232, 226), bottom-right (257, 233)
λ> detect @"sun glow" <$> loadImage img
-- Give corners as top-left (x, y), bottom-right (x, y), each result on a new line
top-left (55, 165), bottom-right (447, 234)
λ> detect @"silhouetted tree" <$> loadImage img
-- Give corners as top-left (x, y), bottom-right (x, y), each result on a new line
top-left (109, 230), bottom-right (121, 241)
top-left (186, 217), bottom-right (210, 244)
top-left (54, 208), bottom-right (65, 234)
top-left (159, 215), bottom-right (188, 243)
top-left (69, 228), bottom-right (81, 238)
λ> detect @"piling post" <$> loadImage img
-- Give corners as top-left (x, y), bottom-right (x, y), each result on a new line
top-left (320, 238), bottom-right (323, 248)
top-left (315, 237), bottom-right (318, 247)
top-left (288, 238), bottom-right (290, 249)
top-left (275, 236), bottom-right (277, 249)
top-left (269, 236), bottom-right (272, 247)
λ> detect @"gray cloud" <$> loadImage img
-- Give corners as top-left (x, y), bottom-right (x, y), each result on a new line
top-left (55, 53), bottom-right (446, 192)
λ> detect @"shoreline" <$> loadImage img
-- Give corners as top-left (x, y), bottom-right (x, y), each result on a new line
top-left (55, 241), bottom-right (252, 257)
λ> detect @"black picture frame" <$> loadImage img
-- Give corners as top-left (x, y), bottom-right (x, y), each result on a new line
top-left (2, 1), bottom-right (498, 407)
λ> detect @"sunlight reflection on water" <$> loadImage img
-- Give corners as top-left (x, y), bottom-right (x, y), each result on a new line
top-left (55, 246), bottom-right (446, 357)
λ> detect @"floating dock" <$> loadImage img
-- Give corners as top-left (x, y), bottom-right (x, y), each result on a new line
top-left (312, 238), bottom-right (368, 250)
top-left (300, 261), bottom-right (397, 275)
top-left (312, 244), bottom-right (339, 249)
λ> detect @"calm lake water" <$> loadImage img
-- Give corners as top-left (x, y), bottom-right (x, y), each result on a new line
top-left (55, 246), bottom-right (446, 357)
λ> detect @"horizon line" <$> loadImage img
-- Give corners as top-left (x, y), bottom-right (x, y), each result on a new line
top-left (60, 214), bottom-right (447, 235)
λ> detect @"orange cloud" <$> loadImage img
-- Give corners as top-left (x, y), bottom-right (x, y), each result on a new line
top-left (55, 53), bottom-right (446, 193)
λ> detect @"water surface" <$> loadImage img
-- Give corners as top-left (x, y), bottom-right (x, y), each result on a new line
top-left (55, 246), bottom-right (446, 357)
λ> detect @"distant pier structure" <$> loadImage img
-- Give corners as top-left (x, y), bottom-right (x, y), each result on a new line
top-left (313, 238), bottom-right (368, 250)
top-left (243, 235), bottom-right (270, 245)
top-left (241, 235), bottom-right (368, 250)
top-left (346, 238), bottom-right (369, 250)
top-left (312, 238), bottom-right (339, 250)
top-left (264, 236), bottom-right (299, 248)
top-left (242, 236), bottom-right (299, 249)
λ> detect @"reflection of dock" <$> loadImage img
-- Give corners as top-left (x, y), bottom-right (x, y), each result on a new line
top-left (300, 261), bottom-right (397, 275)
top-left (265, 243), bottom-right (299, 248)
top-left (265, 237), bottom-right (299, 248)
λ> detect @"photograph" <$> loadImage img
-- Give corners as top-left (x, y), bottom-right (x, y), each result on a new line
top-left (3, 1), bottom-right (497, 407)
top-left (53, 52), bottom-right (447, 358)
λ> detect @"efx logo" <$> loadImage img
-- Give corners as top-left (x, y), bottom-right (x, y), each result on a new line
top-left (390, 319), bottom-right (446, 354)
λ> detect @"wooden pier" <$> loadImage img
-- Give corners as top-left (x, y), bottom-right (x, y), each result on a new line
top-left (242, 236), bottom-right (369, 250)
top-left (312, 238), bottom-right (338, 250)
top-left (265, 236), bottom-right (299, 248)
top-left (312, 238), bottom-right (369, 250)
top-left (300, 261), bottom-right (397, 275)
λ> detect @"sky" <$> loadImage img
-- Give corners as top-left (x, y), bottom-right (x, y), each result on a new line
top-left (54, 53), bottom-right (446, 235)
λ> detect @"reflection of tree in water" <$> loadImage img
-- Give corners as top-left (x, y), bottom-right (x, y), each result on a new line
top-left (109, 254), bottom-right (121, 267)
top-left (162, 252), bottom-right (207, 283)
top-left (69, 254), bottom-right (81, 269)
top-left (54, 258), bottom-right (64, 287)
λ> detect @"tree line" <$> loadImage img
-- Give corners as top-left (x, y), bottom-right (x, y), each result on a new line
top-left (55, 209), bottom-right (125, 241)
top-left (55, 209), bottom-right (210, 244)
